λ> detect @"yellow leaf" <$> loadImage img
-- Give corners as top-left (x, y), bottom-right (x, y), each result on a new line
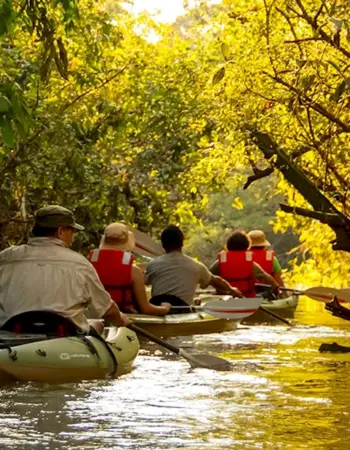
top-left (231, 197), bottom-right (244, 210)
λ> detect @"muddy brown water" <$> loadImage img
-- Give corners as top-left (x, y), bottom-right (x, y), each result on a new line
top-left (0, 297), bottom-right (349, 449)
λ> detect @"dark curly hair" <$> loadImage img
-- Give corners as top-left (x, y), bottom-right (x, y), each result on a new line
top-left (226, 231), bottom-right (251, 251)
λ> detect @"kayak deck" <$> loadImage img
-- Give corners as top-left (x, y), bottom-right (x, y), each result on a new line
top-left (128, 311), bottom-right (239, 338)
top-left (0, 327), bottom-right (139, 384)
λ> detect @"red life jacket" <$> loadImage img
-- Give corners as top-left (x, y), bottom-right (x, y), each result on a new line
top-left (218, 251), bottom-right (256, 297)
top-left (88, 249), bottom-right (135, 312)
top-left (251, 249), bottom-right (275, 274)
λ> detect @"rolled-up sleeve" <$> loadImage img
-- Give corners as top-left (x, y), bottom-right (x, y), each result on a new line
top-left (85, 266), bottom-right (114, 318)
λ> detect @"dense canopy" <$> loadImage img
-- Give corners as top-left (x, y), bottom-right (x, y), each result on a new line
top-left (0, 0), bottom-right (349, 286)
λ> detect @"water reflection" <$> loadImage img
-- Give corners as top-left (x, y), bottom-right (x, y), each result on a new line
top-left (0, 296), bottom-right (349, 449)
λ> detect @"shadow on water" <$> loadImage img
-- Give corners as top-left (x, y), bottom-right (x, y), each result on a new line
top-left (0, 296), bottom-right (350, 449)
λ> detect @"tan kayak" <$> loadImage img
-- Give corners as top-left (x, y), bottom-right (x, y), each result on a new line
top-left (128, 312), bottom-right (239, 338)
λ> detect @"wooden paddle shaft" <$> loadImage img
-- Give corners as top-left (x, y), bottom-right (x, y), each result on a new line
top-left (128, 323), bottom-right (180, 355)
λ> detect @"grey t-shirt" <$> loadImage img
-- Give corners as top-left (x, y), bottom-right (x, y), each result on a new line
top-left (144, 251), bottom-right (213, 305)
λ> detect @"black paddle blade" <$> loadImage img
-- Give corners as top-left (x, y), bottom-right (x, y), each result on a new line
top-left (179, 349), bottom-right (234, 371)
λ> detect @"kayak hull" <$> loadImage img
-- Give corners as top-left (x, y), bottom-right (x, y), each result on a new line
top-left (128, 312), bottom-right (239, 338)
top-left (242, 295), bottom-right (299, 324)
top-left (0, 327), bottom-right (139, 384)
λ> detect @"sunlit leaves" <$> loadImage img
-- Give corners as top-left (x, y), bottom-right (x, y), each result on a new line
top-left (212, 67), bottom-right (225, 85)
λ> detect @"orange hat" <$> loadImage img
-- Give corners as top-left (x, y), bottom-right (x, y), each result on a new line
top-left (247, 230), bottom-right (271, 247)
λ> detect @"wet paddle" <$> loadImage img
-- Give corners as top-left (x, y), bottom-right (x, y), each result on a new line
top-left (258, 306), bottom-right (292, 325)
top-left (128, 323), bottom-right (233, 371)
top-left (256, 284), bottom-right (350, 303)
top-left (197, 291), bottom-right (293, 326)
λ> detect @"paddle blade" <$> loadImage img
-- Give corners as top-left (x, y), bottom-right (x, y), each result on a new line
top-left (130, 228), bottom-right (164, 257)
top-left (203, 297), bottom-right (263, 319)
top-left (305, 287), bottom-right (350, 303)
top-left (337, 289), bottom-right (350, 303)
top-left (179, 349), bottom-right (233, 371)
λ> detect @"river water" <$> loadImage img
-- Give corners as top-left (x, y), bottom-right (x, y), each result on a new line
top-left (0, 297), bottom-right (349, 449)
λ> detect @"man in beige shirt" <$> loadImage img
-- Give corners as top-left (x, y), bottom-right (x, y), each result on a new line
top-left (145, 225), bottom-right (242, 306)
top-left (0, 205), bottom-right (129, 333)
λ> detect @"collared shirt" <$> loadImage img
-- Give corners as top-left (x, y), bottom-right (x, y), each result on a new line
top-left (144, 251), bottom-right (212, 305)
top-left (0, 237), bottom-right (114, 331)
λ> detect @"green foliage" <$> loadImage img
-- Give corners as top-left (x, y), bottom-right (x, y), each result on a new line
top-left (185, 176), bottom-right (299, 269)
top-left (1, 0), bottom-right (349, 288)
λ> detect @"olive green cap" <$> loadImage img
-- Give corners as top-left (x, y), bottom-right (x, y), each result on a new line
top-left (35, 205), bottom-right (84, 231)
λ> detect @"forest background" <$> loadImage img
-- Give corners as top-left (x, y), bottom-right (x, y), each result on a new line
top-left (0, 0), bottom-right (349, 287)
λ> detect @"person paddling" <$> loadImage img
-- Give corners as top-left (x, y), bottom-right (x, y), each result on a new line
top-left (247, 229), bottom-right (287, 296)
top-left (145, 225), bottom-right (242, 309)
top-left (209, 231), bottom-right (279, 297)
top-left (0, 205), bottom-right (129, 335)
top-left (89, 223), bottom-right (171, 316)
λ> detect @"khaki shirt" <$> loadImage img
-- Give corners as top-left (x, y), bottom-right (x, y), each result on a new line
top-left (0, 237), bottom-right (114, 331)
top-left (144, 251), bottom-right (212, 305)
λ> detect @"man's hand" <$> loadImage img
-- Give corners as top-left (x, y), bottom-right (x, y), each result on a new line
top-left (161, 302), bottom-right (172, 313)
top-left (118, 312), bottom-right (131, 327)
top-left (230, 287), bottom-right (243, 298)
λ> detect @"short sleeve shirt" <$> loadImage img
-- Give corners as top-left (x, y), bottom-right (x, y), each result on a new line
top-left (145, 251), bottom-right (212, 305)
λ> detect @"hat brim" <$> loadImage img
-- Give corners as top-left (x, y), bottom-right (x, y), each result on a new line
top-left (253, 240), bottom-right (271, 247)
top-left (99, 230), bottom-right (135, 252)
top-left (72, 223), bottom-right (85, 231)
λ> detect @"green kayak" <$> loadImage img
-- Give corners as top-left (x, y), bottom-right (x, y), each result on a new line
top-left (0, 327), bottom-right (139, 384)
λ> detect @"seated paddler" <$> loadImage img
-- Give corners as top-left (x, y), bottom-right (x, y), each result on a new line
top-left (209, 231), bottom-right (279, 298)
top-left (0, 205), bottom-right (129, 335)
top-left (89, 223), bottom-right (171, 316)
top-left (144, 225), bottom-right (242, 310)
top-left (247, 229), bottom-right (287, 297)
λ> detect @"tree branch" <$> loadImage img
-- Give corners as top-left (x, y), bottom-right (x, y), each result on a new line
top-left (61, 63), bottom-right (131, 113)
top-left (264, 72), bottom-right (350, 132)
top-left (294, 0), bottom-right (350, 60)
top-left (284, 38), bottom-right (323, 44)
top-left (243, 166), bottom-right (274, 190)
top-left (279, 203), bottom-right (343, 226)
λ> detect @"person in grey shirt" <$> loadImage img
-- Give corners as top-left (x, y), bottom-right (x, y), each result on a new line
top-left (144, 225), bottom-right (242, 306)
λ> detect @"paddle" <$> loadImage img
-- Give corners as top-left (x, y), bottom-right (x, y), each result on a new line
top-left (258, 306), bottom-right (292, 325)
top-left (170, 297), bottom-right (263, 320)
top-left (131, 228), bottom-right (164, 258)
top-left (128, 323), bottom-right (233, 371)
top-left (256, 284), bottom-right (350, 303)
top-left (197, 291), bottom-right (293, 326)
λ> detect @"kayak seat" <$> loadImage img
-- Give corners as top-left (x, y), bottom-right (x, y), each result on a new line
top-left (150, 295), bottom-right (189, 314)
top-left (255, 284), bottom-right (277, 300)
top-left (1, 310), bottom-right (81, 337)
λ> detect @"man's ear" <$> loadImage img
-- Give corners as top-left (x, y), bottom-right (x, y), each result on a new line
top-left (57, 226), bottom-right (65, 239)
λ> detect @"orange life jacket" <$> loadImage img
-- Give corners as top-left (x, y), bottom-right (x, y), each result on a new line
top-left (88, 249), bottom-right (135, 312)
top-left (218, 251), bottom-right (256, 297)
top-left (251, 249), bottom-right (275, 274)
